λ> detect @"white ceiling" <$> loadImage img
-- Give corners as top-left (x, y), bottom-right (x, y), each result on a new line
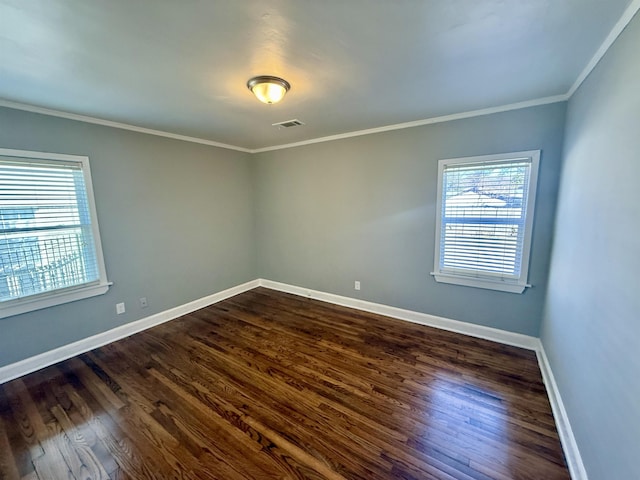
top-left (0, 0), bottom-right (634, 150)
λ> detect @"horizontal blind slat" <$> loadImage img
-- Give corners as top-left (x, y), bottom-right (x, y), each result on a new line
top-left (439, 159), bottom-right (531, 277)
top-left (1, 157), bottom-right (100, 302)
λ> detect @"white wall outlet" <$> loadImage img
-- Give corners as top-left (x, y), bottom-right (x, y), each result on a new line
top-left (116, 302), bottom-right (125, 315)
top-left (139, 297), bottom-right (148, 308)
top-left (355, 281), bottom-right (361, 290)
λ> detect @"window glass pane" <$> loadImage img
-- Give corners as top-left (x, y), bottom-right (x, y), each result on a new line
top-left (439, 161), bottom-right (531, 278)
top-left (0, 158), bottom-right (100, 302)
top-left (433, 151), bottom-right (539, 293)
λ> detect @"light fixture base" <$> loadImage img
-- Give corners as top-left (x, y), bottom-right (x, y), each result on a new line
top-left (247, 75), bottom-right (291, 104)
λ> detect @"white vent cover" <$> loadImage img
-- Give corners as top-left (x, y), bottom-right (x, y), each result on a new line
top-left (272, 119), bottom-right (305, 128)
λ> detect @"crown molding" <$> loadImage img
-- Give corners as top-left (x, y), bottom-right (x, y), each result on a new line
top-left (567, 0), bottom-right (640, 98)
top-left (0, 95), bottom-right (568, 155)
top-left (4, 0), bottom-right (639, 158)
top-left (0, 99), bottom-right (252, 153)
top-left (250, 95), bottom-right (568, 153)
top-left (256, 0), bottom-right (640, 156)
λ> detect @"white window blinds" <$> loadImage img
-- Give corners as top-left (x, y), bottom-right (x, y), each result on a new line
top-left (0, 149), bottom-right (109, 317)
top-left (432, 151), bottom-right (539, 293)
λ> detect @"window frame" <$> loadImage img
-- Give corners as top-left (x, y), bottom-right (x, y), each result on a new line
top-left (0, 148), bottom-right (110, 318)
top-left (431, 150), bottom-right (540, 294)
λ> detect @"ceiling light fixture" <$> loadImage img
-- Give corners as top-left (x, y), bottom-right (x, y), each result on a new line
top-left (247, 75), bottom-right (290, 104)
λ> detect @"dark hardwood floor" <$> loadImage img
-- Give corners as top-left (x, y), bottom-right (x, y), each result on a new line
top-left (0, 287), bottom-right (570, 479)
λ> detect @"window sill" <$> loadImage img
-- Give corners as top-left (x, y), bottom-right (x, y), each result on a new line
top-left (431, 272), bottom-right (530, 294)
top-left (0, 281), bottom-right (112, 319)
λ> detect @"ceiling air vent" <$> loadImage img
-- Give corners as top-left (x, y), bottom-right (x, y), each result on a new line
top-left (272, 119), bottom-right (305, 128)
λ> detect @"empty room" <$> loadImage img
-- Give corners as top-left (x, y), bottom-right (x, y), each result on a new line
top-left (0, 1), bottom-right (638, 479)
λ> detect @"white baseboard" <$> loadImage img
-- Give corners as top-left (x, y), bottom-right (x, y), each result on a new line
top-left (259, 279), bottom-right (539, 350)
top-left (535, 342), bottom-right (589, 480)
top-left (0, 279), bottom-right (260, 384)
top-left (0, 276), bottom-right (588, 480)
top-left (258, 279), bottom-right (586, 480)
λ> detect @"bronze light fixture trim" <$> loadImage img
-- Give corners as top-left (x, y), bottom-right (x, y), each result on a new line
top-left (247, 75), bottom-right (291, 104)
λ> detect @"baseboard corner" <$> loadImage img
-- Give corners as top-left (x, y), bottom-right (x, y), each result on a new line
top-left (0, 278), bottom-right (261, 384)
top-left (259, 278), bottom-right (538, 350)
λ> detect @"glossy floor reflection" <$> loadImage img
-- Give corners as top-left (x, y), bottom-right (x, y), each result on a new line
top-left (0, 287), bottom-right (570, 479)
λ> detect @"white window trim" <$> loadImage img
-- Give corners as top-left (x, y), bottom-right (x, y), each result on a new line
top-left (0, 148), bottom-right (111, 318)
top-left (431, 150), bottom-right (540, 294)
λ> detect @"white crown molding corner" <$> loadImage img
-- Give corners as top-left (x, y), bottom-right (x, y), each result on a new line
top-left (0, 99), bottom-right (252, 154)
top-left (0, 4), bottom-right (636, 155)
top-left (251, 95), bottom-right (568, 154)
top-left (1, 96), bottom-right (568, 156)
top-left (535, 342), bottom-right (589, 480)
top-left (0, 279), bottom-right (260, 384)
top-left (566, 0), bottom-right (640, 98)
top-left (258, 279), bottom-right (539, 351)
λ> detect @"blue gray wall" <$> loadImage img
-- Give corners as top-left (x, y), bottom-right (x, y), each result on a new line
top-left (0, 107), bottom-right (255, 367)
top-left (2, 16), bottom-right (636, 479)
top-left (541, 12), bottom-right (640, 480)
top-left (254, 103), bottom-right (566, 336)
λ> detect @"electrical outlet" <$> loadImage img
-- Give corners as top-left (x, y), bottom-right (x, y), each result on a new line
top-left (116, 302), bottom-right (125, 315)
top-left (139, 297), bottom-right (148, 308)
top-left (354, 281), bottom-right (361, 291)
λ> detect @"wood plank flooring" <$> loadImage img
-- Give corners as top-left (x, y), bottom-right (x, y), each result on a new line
top-left (0, 287), bottom-right (570, 479)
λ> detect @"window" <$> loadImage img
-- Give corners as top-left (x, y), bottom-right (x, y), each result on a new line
top-left (0, 148), bottom-right (110, 318)
top-left (432, 150), bottom-right (540, 293)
